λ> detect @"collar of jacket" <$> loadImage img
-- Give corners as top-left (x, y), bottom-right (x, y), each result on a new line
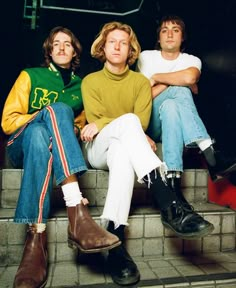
top-left (48, 62), bottom-right (75, 76)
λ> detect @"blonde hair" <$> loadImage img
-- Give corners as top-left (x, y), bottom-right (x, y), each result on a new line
top-left (91, 21), bottom-right (141, 66)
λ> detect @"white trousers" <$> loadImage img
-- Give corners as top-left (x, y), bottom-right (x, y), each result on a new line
top-left (85, 113), bottom-right (164, 227)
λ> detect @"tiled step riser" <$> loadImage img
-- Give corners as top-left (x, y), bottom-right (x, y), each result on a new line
top-left (1, 168), bottom-right (235, 266)
top-left (1, 169), bottom-right (209, 209)
top-left (1, 209), bottom-right (235, 266)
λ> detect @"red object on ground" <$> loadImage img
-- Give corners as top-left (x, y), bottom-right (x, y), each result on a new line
top-left (208, 176), bottom-right (236, 210)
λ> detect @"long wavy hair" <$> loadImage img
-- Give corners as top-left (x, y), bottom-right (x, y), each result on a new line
top-left (155, 15), bottom-right (186, 52)
top-left (42, 26), bottom-right (82, 72)
top-left (91, 21), bottom-right (141, 66)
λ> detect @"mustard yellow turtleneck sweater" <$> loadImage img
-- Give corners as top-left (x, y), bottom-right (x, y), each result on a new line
top-left (81, 65), bottom-right (152, 132)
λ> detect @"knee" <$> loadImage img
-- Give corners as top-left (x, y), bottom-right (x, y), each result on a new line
top-left (171, 86), bottom-right (191, 93)
top-left (48, 102), bottom-right (74, 119)
top-left (119, 113), bottom-right (140, 126)
top-left (112, 113), bottom-right (143, 137)
top-left (161, 99), bottom-right (178, 115)
top-left (174, 86), bottom-right (192, 98)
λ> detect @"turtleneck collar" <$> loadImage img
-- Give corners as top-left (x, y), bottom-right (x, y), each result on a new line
top-left (50, 62), bottom-right (73, 86)
top-left (103, 64), bottom-right (130, 81)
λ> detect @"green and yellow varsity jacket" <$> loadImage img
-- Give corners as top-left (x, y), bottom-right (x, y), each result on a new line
top-left (1, 63), bottom-right (85, 135)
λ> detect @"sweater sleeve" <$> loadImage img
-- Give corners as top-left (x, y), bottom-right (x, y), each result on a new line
top-left (133, 75), bottom-right (152, 131)
top-left (1, 71), bottom-right (38, 135)
top-left (81, 76), bottom-right (116, 131)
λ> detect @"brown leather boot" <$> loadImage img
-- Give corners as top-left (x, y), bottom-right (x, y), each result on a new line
top-left (14, 225), bottom-right (48, 288)
top-left (67, 203), bottom-right (121, 253)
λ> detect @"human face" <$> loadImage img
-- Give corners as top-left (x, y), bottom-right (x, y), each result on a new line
top-left (103, 29), bottom-right (130, 71)
top-left (159, 21), bottom-right (183, 53)
top-left (50, 31), bottom-right (76, 69)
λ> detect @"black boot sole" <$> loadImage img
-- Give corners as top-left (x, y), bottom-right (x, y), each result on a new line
top-left (111, 271), bottom-right (140, 286)
top-left (210, 162), bottom-right (236, 182)
top-left (161, 221), bottom-right (214, 240)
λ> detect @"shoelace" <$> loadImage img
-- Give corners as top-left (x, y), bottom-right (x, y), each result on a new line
top-left (181, 202), bottom-right (194, 212)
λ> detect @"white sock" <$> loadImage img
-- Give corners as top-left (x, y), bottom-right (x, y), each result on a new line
top-left (196, 138), bottom-right (213, 151)
top-left (166, 171), bottom-right (181, 178)
top-left (61, 182), bottom-right (83, 207)
top-left (30, 223), bottom-right (46, 233)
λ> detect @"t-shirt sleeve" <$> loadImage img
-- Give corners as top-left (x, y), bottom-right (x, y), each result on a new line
top-left (136, 51), bottom-right (152, 79)
top-left (185, 54), bottom-right (202, 71)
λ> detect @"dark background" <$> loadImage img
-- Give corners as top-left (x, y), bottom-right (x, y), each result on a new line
top-left (1, 0), bottom-right (236, 158)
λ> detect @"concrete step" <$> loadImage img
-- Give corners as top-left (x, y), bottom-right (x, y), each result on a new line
top-left (0, 202), bottom-right (235, 266)
top-left (1, 251), bottom-right (236, 287)
top-left (0, 168), bottom-right (236, 266)
top-left (1, 168), bottom-right (236, 287)
top-left (1, 168), bottom-right (211, 209)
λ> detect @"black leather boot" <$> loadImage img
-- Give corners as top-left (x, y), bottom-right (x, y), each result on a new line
top-left (167, 177), bottom-right (193, 211)
top-left (107, 222), bottom-right (140, 286)
top-left (203, 145), bottom-right (236, 182)
top-left (161, 200), bottom-right (214, 239)
top-left (146, 170), bottom-right (214, 239)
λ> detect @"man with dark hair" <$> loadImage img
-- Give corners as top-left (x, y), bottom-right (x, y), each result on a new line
top-left (137, 15), bottom-right (236, 211)
top-left (1, 26), bottom-right (120, 288)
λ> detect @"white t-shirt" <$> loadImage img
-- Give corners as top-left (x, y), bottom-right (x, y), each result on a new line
top-left (136, 50), bottom-right (202, 79)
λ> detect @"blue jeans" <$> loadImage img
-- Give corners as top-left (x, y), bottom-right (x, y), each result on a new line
top-left (7, 103), bottom-right (87, 224)
top-left (147, 86), bottom-right (210, 172)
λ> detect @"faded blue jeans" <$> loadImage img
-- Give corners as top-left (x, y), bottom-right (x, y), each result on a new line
top-left (147, 86), bottom-right (211, 172)
top-left (6, 103), bottom-right (87, 224)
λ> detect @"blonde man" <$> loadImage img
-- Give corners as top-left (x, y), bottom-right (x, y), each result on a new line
top-left (81, 21), bottom-right (214, 286)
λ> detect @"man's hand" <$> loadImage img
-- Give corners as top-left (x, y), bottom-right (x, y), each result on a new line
top-left (150, 77), bottom-right (156, 87)
top-left (146, 134), bottom-right (157, 152)
top-left (74, 126), bottom-right (79, 136)
top-left (189, 83), bottom-right (199, 95)
top-left (80, 123), bottom-right (99, 142)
